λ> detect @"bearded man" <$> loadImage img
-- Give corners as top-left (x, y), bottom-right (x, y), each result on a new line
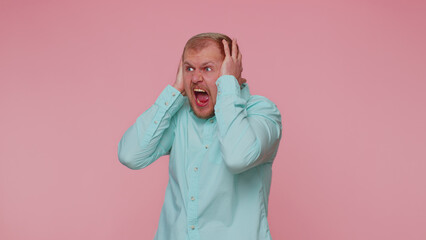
top-left (118, 32), bottom-right (282, 240)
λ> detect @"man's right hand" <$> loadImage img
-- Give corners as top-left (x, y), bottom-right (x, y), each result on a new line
top-left (173, 59), bottom-right (185, 96)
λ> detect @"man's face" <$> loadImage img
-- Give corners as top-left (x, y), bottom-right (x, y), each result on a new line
top-left (183, 42), bottom-right (223, 119)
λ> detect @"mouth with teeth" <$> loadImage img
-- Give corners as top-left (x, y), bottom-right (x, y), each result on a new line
top-left (193, 88), bottom-right (209, 107)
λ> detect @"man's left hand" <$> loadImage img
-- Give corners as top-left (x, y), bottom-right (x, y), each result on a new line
top-left (220, 39), bottom-right (245, 86)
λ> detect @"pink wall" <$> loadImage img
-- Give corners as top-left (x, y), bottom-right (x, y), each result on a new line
top-left (1, 0), bottom-right (425, 239)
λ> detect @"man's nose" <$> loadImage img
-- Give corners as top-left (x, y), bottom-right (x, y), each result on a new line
top-left (191, 71), bottom-right (203, 83)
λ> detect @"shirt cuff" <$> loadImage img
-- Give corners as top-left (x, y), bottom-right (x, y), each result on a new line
top-left (154, 85), bottom-right (184, 115)
top-left (216, 75), bottom-right (241, 97)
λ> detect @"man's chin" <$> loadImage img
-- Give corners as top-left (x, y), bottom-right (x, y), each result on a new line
top-left (190, 104), bottom-right (214, 119)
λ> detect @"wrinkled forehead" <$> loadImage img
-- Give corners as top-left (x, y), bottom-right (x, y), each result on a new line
top-left (183, 45), bottom-right (224, 67)
top-left (183, 39), bottom-right (225, 60)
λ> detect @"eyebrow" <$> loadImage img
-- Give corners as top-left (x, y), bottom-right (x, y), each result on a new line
top-left (201, 61), bottom-right (215, 66)
top-left (183, 61), bottom-right (216, 67)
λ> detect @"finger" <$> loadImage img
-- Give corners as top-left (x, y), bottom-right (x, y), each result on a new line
top-left (223, 39), bottom-right (231, 57)
top-left (178, 58), bottom-right (185, 75)
top-left (177, 59), bottom-right (181, 73)
top-left (238, 52), bottom-right (243, 70)
top-left (232, 39), bottom-right (238, 59)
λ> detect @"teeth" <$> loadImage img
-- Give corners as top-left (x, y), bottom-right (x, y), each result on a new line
top-left (194, 89), bottom-right (206, 93)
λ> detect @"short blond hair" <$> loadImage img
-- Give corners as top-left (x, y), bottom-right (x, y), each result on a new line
top-left (182, 32), bottom-right (233, 58)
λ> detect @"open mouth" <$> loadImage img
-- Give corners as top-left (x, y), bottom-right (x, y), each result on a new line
top-left (194, 88), bottom-right (209, 107)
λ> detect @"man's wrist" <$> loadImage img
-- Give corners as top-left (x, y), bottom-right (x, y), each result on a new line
top-left (172, 84), bottom-right (185, 95)
top-left (154, 85), bottom-right (184, 113)
top-left (216, 75), bottom-right (241, 96)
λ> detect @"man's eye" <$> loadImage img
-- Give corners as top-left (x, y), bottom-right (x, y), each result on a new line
top-left (205, 67), bottom-right (212, 72)
top-left (187, 67), bottom-right (194, 71)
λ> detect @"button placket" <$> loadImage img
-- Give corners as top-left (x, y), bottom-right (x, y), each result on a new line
top-left (187, 157), bottom-right (200, 236)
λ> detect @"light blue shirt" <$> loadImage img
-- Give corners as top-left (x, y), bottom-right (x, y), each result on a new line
top-left (118, 75), bottom-right (282, 240)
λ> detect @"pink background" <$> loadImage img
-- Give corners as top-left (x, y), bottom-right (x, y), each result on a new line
top-left (1, 0), bottom-right (425, 239)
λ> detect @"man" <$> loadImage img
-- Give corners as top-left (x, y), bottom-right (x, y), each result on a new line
top-left (118, 32), bottom-right (282, 240)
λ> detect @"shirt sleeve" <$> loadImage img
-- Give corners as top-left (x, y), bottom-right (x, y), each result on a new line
top-left (118, 85), bottom-right (184, 170)
top-left (214, 75), bottom-right (282, 174)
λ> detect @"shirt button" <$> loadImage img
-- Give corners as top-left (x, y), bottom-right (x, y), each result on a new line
top-left (190, 225), bottom-right (195, 230)
top-left (205, 145), bottom-right (208, 149)
top-left (194, 167), bottom-right (198, 171)
top-left (218, 91), bottom-right (221, 95)
top-left (165, 102), bottom-right (168, 106)
top-left (191, 196), bottom-right (195, 201)
top-left (209, 119), bottom-right (214, 123)
top-left (154, 121), bottom-right (158, 124)
top-left (172, 93), bottom-right (176, 96)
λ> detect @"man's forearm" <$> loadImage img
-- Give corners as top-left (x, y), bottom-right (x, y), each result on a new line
top-left (118, 85), bottom-right (184, 170)
top-left (214, 76), bottom-right (282, 174)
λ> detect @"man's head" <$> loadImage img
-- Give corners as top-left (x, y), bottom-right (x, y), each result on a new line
top-left (182, 33), bottom-right (233, 60)
top-left (182, 33), bottom-right (233, 119)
